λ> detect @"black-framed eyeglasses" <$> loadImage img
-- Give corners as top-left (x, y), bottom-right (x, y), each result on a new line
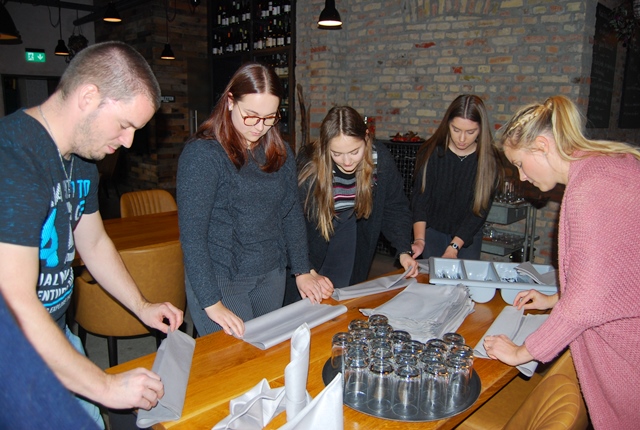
top-left (237, 104), bottom-right (280, 127)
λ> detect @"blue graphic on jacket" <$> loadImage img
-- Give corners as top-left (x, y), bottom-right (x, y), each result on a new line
top-left (40, 208), bottom-right (59, 267)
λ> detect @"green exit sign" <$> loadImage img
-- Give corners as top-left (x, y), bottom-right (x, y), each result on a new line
top-left (25, 49), bottom-right (46, 63)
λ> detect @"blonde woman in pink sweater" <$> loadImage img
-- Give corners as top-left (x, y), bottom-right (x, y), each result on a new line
top-left (483, 95), bottom-right (640, 430)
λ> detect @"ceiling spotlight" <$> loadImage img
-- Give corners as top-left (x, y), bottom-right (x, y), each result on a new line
top-left (54, 3), bottom-right (69, 56)
top-left (103, 2), bottom-right (122, 23)
top-left (160, 43), bottom-right (175, 60)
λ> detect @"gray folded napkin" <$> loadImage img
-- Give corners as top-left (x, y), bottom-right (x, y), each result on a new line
top-left (515, 262), bottom-right (557, 285)
top-left (136, 329), bottom-right (196, 428)
top-left (284, 324), bottom-right (312, 421)
top-left (278, 373), bottom-right (344, 430)
top-left (239, 299), bottom-right (347, 350)
top-left (211, 379), bottom-right (286, 430)
top-left (473, 305), bottom-right (549, 377)
top-left (361, 283), bottom-right (474, 342)
top-left (332, 269), bottom-right (416, 301)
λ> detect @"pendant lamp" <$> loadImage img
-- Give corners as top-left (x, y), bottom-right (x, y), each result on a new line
top-left (54, 2), bottom-right (70, 56)
top-left (318, 0), bottom-right (342, 28)
top-left (0, 3), bottom-right (22, 43)
top-left (161, 0), bottom-right (176, 60)
top-left (103, 2), bottom-right (122, 23)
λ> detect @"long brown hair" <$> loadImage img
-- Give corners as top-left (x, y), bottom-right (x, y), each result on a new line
top-left (298, 106), bottom-right (374, 241)
top-left (498, 95), bottom-right (640, 161)
top-left (195, 62), bottom-right (286, 172)
top-left (414, 94), bottom-right (498, 215)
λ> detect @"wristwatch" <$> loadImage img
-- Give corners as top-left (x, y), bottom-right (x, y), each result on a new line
top-left (399, 250), bottom-right (414, 256)
top-left (449, 242), bottom-right (460, 251)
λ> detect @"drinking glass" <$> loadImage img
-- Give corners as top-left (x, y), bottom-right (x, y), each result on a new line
top-left (401, 340), bottom-right (424, 356)
top-left (369, 338), bottom-right (393, 361)
top-left (367, 314), bottom-right (389, 327)
top-left (442, 332), bottom-right (465, 351)
top-left (390, 330), bottom-right (411, 355)
top-left (421, 362), bottom-right (449, 415)
top-left (445, 355), bottom-right (472, 412)
top-left (366, 359), bottom-right (394, 412)
top-left (348, 318), bottom-right (369, 331)
top-left (371, 323), bottom-right (393, 339)
top-left (331, 332), bottom-right (351, 373)
top-left (344, 346), bottom-right (369, 407)
top-left (394, 350), bottom-right (418, 367)
top-left (392, 364), bottom-right (421, 417)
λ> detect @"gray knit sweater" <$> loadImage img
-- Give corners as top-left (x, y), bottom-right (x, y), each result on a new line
top-left (177, 138), bottom-right (310, 308)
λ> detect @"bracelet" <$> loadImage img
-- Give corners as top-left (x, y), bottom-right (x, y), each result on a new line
top-left (412, 238), bottom-right (425, 244)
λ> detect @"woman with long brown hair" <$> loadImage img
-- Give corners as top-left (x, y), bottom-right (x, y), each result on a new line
top-left (177, 63), bottom-right (333, 337)
top-left (284, 106), bottom-right (417, 304)
top-left (411, 95), bottom-right (499, 260)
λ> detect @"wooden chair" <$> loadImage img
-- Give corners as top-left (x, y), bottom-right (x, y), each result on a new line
top-left (458, 350), bottom-right (589, 430)
top-left (73, 241), bottom-right (186, 367)
top-left (119, 189), bottom-right (177, 218)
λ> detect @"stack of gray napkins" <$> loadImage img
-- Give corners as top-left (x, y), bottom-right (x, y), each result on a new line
top-left (360, 283), bottom-right (475, 343)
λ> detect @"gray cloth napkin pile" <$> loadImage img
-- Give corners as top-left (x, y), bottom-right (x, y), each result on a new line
top-left (213, 324), bottom-right (344, 430)
top-left (136, 329), bottom-right (196, 428)
top-left (238, 299), bottom-right (347, 350)
top-left (473, 305), bottom-right (549, 377)
top-left (360, 283), bottom-right (475, 343)
top-left (515, 262), bottom-right (557, 285)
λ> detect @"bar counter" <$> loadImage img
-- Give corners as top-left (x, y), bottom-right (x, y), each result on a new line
top-left (108, 271), bottom-right (519, 429)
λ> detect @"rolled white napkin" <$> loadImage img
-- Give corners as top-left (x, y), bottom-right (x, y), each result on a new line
top-left (473, 305), bottom-right (549, 377)
top-left (211, 379), bottom-right (286, 430)
top-left (136, 329), bottom-right (196, 428)
top-left (285, 324), bottom-right (312, 421)
top-left (278, 373), bottom-right (344, 430)
top-left (332, 269), bottom-right (416, 301)
top-left (361, 283), bottom-right (474, 342)
top-left (239, 299), bottom-right (347, 350)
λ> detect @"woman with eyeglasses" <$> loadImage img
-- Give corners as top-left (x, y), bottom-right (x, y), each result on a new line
top-left (283, 106), bottom-right (417, 305)
top-left (177, 63), bottom-right (333, 337)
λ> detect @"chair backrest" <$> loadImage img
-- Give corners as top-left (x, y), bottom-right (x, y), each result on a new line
top-left (503, 350), bottom-right (589, 430)
top-left (120, 189), bottom-right (177, 218)
top-left (73, 240), bottom-right (185, 337)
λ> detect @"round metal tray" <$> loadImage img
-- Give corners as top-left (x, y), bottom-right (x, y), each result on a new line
top-left (322, 357), bottom-right (481, 422)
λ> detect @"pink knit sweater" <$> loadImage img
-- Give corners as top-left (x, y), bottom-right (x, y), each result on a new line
top-left (525, 153), bottom-right (640, 429)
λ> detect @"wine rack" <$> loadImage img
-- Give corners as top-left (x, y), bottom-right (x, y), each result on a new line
top-left (209, 0), bottom-right (296, 148)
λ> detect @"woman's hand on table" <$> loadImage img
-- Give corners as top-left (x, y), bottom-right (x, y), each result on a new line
top-left (137, 301), bottom-right (184, 333)
top-left (399, 253), bottom-right (419, 278)
top-left (206, 301), bottom-right (245, 337)
top-left (104, 367), bottom-right (164, 410)
top-left (483, 334), bottom-right (533, 366)
top-left (296, 270), bottom-right (334, 304)
top-left (513, 290), bottom-right (558, 311)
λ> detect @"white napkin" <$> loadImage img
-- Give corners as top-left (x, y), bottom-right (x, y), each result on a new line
top-left (473, 306), bottom-right (549, 377)
top-left (136, 329), bottom-right (196, 428)
top-left (361, 283), bottom-right (475, 343)
top-left (211, 379), bottom-right (286, 430)
top-left (284, 324), bottom-right (312, 421)
top-left (332, 269), bottom-right (416, 301)
top-left (239, 299), bottom-right (347, 350)
top-left (515, 262), bottom-right (557, 285)
top-left (278, 373), bottom-right (344, 430)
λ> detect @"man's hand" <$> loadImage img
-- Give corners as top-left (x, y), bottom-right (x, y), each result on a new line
top-left (104, 368), bottom-right (164, 410)
top-left (137, 301), bottom-right (184, 333)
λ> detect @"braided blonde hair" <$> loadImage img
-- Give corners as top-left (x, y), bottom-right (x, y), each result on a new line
top-left (497, 96), bottom-right (640, 161)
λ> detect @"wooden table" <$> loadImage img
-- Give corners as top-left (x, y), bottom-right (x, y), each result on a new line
top-left (108, 273), bottom-right (519, 430)
top-left (102, 211), bottom-right (179, 251)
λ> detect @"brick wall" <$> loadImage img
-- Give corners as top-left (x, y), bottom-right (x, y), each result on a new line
top-left (295, 0), bottom-right (635, 265)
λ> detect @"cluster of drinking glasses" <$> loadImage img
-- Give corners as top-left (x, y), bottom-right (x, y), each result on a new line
top-left (331, 315), bottom-right (474, 419)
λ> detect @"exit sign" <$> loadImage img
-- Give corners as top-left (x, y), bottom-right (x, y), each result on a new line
top-left (25, 49), bottom-right (46, 63)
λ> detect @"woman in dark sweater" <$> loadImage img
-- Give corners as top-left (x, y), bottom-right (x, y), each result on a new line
top-left (177, 63), bottom-right (333, 337)
top-left (284, 106), bottom-right (417, 304)
top-left (411, 95), bottom-right (499, 260)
